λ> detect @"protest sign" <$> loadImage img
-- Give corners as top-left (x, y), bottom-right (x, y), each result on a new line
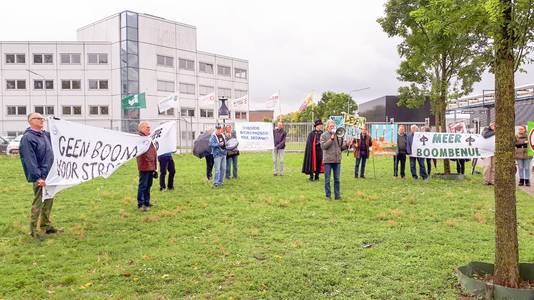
top-left (411, 132), bottom-right (495, 159)
top-left (371, 124), bottom-right (398, 156)
top-left (43, 118), bottom-right (151, 199)
top-left (150, 121), bottom-right (177, 156)
top-left (235, 122), bottom-right (274, 151)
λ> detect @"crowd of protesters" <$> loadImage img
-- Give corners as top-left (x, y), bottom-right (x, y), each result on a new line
top-left (18, 113), bottom-right (531, 240)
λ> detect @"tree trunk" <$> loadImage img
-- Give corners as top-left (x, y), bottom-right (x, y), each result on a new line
top-left (493, 0), bottom-right (520, 288)
top-left (437, 87), bottom-right (451, 174)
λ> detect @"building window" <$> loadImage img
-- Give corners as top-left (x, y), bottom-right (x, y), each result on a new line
top-left (200, 109), bottom-right (214, 118)
top-left (6, 54), bottom-right (25, 64)
top-left (89, 105), bottom-right (109, 115)
top-left (157, 80), bottom-right (175, 92)
top-left (235, 111), bottom-right (247, 120)
top-left (199, 62), bottom-right (214, 74)
top-left (218, 87), bottom-right (231, 98)
top-left (235, 89), bottom-right (248, 98)
top-left (88, 80), bottom-right (109, 90)
top-left (34, 80), bottom-right (54, 90)
top-left (199, 85), bottom-right (214, 96)
top-left (158, 108), bottom-right (175, 116)
top-left (61, 80), bottom-right (81, 90)
top-left (217, 65), bottom-right (231, 77)
top-left (179, 58), bottom-right (195, 71)
top-left (34, 105), bottom-right (55, 115)
top-left (180, 107), bottom-right (195, 117)
top-left (33, 54), bottom-right (54, 64)
top-left (88, 53), bottom-right (108, 64)
top-left (60, 53), bottom-right (81, 64)
top-left (179, 83), bottom-right (195, 95)
top-left (62, 105), bottom-right (82, 115)
top-left (6, 106), bottom-right (27, 116)
top-left (235, 68), bottom-right (248, 79)
top-left (156, 55), bottom-right (173, 67)
top-left (6, 80), bottom-right (26, 90)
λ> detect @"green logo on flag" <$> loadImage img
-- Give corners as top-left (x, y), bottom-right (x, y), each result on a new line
top-left (121, 92), bottom-right (146, 109)
top-left (528, 121), bottom-right (534, 156)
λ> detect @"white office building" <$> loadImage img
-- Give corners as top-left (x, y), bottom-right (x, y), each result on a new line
top-left (0, 11), bottom-right (249, 146)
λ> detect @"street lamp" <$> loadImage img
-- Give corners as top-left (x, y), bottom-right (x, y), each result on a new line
top-left (348, 87), bottom-right (370, 114)
top-left (218, 96), bottom-right (230, 125)
top-left (26, 69), bottom-right (52, 116)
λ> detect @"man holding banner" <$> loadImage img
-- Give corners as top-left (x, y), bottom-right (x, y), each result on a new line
top-left (137, 121), bottom-right (158, 211)
top-left (406, 125), bottom-right (428, 180)
top-left (19, 113), bottom-right (58, 240)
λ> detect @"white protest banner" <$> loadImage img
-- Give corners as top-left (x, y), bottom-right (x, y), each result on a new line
top-left (199, 92), bottom-right (216, 105)
top-left (150, 121), bottom-right (177, 156)
top-left (235, 122), bottom-right (274, 151)
top-left (43, 118), bottom-right (151, 200)
top-left (265, 92), bottom-right (279, 109)
top-left (158, 95), bottom-right (178, 113)
top-left (232, 95), bottom-right (248, 108)
top-left (412, 132), bottom-right (495, 159)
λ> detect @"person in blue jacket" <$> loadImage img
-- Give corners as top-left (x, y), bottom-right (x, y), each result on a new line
top-left (19, 113), bottom-right (58, 240)
top-left (209, 124), bottom-right (227, 187)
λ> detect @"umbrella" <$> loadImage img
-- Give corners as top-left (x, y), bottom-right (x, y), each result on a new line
top-left (193, 129), bottom-right (214, 158)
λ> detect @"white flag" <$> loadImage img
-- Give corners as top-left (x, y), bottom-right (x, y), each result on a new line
top-left (265, 92), bottom-right (279, 108)
top-left (158, 95), bottom-right (178, 113)
top-left (150, 121), bottom-right (177, 156)
top-left (43, 118), bottom-right (151, 200)
top-left (199, 92), bottom-right (216, 104)
top-left (232, 95), bottom-right (248, 107)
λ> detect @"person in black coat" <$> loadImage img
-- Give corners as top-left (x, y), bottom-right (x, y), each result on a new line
top-left (302, 119), bottom-right (324, 181)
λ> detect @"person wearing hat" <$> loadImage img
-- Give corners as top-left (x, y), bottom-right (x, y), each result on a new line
top-left (302, 119), bottom-right (324, 181)
top-left (209, 124), bottom-right (227, 187)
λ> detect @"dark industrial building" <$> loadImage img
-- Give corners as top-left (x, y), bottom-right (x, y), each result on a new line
top-left (358, 95), bottom-right (434, 124)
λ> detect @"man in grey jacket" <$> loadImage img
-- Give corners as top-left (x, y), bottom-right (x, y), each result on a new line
top-left (320, 120), bottom-right (350, 200)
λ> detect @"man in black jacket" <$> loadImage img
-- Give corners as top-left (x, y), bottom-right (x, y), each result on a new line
top-left (394, 125), bottom-right (408, 178)
top-left (19, 113), bottom-right (57, 240)
top-left (273, 122), bottom-right (287, 176)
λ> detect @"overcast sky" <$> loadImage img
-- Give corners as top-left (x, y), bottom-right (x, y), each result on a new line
top-left (0, 0), bottom-right (532, 113)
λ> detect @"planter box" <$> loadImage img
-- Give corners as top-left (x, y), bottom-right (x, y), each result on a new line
top-left (432, 173), bottom-right (465, 180)
top-left (457, 261), bottom-right (534, 299)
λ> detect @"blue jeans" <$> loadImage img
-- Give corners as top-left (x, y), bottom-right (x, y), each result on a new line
top-left (324, 163), bottom-right (341, 199)
top-left (213, 155), bottom-right (227, 186)
top-left (355, 157), bottom-right (367, 177)
top-left (137, 171), bottom-right (153, 208)
top-left (517, 159), bottom-right (532, 180)
top-left (226, 155), bottom-right (238, 178)
top-left (409, 157), bottom-right (427, 179)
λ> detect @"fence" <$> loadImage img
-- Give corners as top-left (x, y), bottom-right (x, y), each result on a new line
top-left (1, 118), bottom-right (429, 154)
top-left (283, 121), bottom-right (428, 152)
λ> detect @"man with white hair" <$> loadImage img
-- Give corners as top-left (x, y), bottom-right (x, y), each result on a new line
top-left (19, 112), bottom-right (57, 240)
top-left (136, 121), bottom-right (158, 211)
top-left (406, 124), bottom-right (428, 180)
top-left (320, 119), bottom-right (350, 200)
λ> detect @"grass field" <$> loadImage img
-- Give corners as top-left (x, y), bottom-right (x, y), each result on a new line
top-left (1, 153), bottom-right (533, 299)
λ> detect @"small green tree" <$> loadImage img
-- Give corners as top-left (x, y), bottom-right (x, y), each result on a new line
top-left (316, 91), bottom-right (357, 119)
top-left (378, 0), bottom-right (488, 174)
